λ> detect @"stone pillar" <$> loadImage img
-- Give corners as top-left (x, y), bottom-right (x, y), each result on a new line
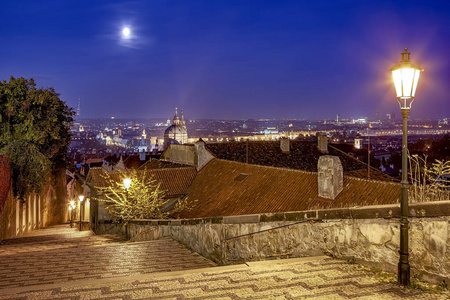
top-left (37, 195), bottom-right (41, 228)
top-left (27, 195), bottom-right (32, 231)
top-left (21, 201), bottom-right (26, 234)
top-left (32, 195), bottom-right (37, 229)
top-left (280, 137), bottom-right (290, 153)
top-left (15, 200), bottom-right (20, 235)
top-left (318, 155), bottom-right (343, 200)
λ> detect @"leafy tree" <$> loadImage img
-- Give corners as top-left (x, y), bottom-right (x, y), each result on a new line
top-left (94, 169), bottom-right (188, 222)
top-left (0, 76), bottom-right (74, 200)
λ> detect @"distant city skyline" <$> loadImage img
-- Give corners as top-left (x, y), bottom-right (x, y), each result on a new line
top-left (1, 0), bottom-right (450, 119)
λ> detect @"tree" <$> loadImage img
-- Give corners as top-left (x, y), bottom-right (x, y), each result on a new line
top-left (94, 169), bottom-right (188, 222)
top-left (0, 77), bottom-right (74, 200)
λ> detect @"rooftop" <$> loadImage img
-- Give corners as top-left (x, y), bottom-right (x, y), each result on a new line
top-left (177, 159), bottom-right (401, 218)
top-left (87, 167), bottom-right (197, 198)
top-left (205, 140), bottom-right (392, 181)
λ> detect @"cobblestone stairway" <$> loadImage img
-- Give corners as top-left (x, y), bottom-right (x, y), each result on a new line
top-left (0, 225), bottom-right (449, 299)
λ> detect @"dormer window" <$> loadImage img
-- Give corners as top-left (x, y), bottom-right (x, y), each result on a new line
top-left (234, 173), bottom-right (249, 182)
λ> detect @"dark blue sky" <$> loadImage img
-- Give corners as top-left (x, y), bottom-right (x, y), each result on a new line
top-left (1, 0), bottom-right (449, 119)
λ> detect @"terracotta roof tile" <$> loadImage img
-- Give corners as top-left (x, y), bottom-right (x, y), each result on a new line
top-left (205, 141), bottom-right (392, 181)
top-left (87, 167), bottom-right (197, 198)
top-left (178, 159), bottom-right (401, 218)
top-left (138, 159), bottom-right (192, 170)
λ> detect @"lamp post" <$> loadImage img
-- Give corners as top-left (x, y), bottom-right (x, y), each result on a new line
top-left (123, 178), bottom-right (132, 240)
top-left (78, 195), bottom-right (84, 231)
top-left (391, 47), bottom-right (423, 286)
top-left (69, 200), bottom-right (76, 228)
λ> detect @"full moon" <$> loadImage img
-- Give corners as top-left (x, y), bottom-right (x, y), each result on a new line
top-left (122, 27), bottom-right (131, 37)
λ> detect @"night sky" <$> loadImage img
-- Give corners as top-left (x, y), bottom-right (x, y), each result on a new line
top-left (1, 0), bottom-right (449, 120)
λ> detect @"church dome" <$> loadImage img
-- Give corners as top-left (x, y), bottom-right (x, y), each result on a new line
top-left (163, 108), bottom-right (188, 149)
top-left (164, 124), bottom-right (186, 135)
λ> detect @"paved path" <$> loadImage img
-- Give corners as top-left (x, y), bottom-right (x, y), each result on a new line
top-left (0, 225), bottom-right (449, 299)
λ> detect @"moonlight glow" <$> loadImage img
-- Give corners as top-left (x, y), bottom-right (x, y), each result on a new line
top-left (122, 27), bottom-right (131, 37)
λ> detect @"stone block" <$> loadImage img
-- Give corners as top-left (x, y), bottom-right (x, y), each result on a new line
top-left (317, 208), bottom-right (350, 220)
top-left (260, 213), bottom-right (285, 222)
top-left (223, 214), bottom-right (260, 224)
top-left (285, 211), bottom-right (316, 221)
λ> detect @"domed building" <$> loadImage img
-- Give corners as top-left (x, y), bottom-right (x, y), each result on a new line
top-left (164, 108), bottom-right (188, 149)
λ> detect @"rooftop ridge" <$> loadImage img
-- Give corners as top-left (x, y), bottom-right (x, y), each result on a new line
top-left (213, 158), bottom-right (317, 176)
top-left (214, 158), bottom-right (401, 187)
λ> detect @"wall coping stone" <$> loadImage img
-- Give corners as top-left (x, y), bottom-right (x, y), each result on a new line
top-left (223, 214), bottom-right (260, 224)
top-left (126, 201), bottom-right (450, 226)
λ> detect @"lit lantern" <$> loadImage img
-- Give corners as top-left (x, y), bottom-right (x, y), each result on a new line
top-left (391, 47), bottom-right (423, 109)
top-left (123, 178), bottom-right (132, 190)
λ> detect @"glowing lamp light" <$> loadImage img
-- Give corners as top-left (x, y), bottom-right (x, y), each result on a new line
top-left (70, 200), bottom-right (75, 207)
top-left (390, 47), bottom-right (423, 109)
top-left (78, 195), bottom-right (84, 202)
top-left (123, 178), bottom-right (132, 190)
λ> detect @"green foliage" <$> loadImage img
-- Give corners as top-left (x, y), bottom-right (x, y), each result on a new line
top-left (94, 169), bottom-right (188, 222)
top-left (0, 76), bottom-right (74, 200)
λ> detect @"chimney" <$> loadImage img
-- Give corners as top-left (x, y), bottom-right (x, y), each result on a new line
top-left (139, 150), bottom-right (146, 161)
top-left (318, 155), bottom-right (343, 200)
top-left (318, 133), bottom-right (328, 153)
top-left (280, 137), bottom-right (290, 153)
top-left (194, 139), bottom-right (214, 170)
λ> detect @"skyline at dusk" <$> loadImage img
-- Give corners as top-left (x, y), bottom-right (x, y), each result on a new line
top-left (1, 0), bottom-right (450, 119)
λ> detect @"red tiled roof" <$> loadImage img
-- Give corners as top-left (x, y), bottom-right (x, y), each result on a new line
top-left (177, 159), bottom-right (401, 218)
top-left (87, 167), bottom-right (197, 198)
top-left (85, 158), bottom-right (103, 164)
top-left (123, 155), bottom-right (147, 169)
top-left (205, 141), bottom-right (392, 181)
top-left (138, 159), bottom-right (192, 170)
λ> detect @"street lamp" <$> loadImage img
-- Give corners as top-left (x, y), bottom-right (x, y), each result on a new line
top-left (69, 200), bottom-right (76, 228)
top-left (78, 195), bottom-right (84, 231)
top-left (391, 47), bottom-right (423, 286)
top-left (123, 178), bottom-right (132, 240)
top-left (123, 178), bottom-right (132, 190)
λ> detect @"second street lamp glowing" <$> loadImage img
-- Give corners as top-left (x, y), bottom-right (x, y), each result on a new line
top-left (123, 178), bottom-right (132, 190)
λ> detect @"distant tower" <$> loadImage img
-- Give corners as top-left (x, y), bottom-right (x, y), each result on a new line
top-left (76, 98), bottom-right (81, 117)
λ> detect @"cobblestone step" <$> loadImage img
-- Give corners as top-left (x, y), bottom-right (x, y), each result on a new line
top-left (1, 225), bottom-right (449, 299)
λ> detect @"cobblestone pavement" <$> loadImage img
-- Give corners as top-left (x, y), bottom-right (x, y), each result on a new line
top-left (0, 225), bottom-right (216, 292)
top-left (1, 225), bottom-right (449, 299)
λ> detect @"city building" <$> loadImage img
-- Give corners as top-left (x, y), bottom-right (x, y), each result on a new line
top-left (164, 108), bottom-right (188, 149)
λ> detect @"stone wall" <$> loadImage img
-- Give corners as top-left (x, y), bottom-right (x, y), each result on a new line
top-left (161, 141), bottom-right (214, 170)
top-left (161, 144), bottom-right (196, 166)
top-left (0, 154), bottom-right (68, 241)
top-left (118, 201), bottom-right (450, 283)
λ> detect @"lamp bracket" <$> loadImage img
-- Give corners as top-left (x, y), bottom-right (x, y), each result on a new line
top-left (397, 98), bottom-right (414, 110)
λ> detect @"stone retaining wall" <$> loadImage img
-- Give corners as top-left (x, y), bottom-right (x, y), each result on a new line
top-left (97, 201), bottom-right (450, 283)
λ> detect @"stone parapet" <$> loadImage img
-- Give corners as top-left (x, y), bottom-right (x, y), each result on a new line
top-left (115, 201), bottom-right (450, 227)
top-left (95, 200), bottom-right (450, 284)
